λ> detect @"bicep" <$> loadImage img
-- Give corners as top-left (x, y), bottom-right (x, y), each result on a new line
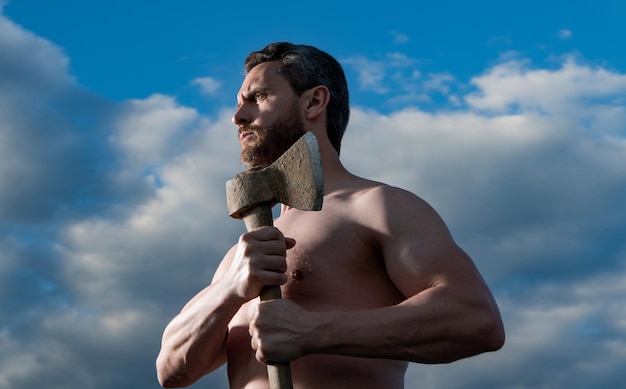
top-left (386, 237), bottom-right (486, 300)
top-left (368, 187), bottom-right (489, 299)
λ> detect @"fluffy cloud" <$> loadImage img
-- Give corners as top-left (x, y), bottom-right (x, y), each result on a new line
top-left (192, 76), bottom-right (222, 96)
top-left (0, 12), bottom-right (112, 224)
top-left (342, 52), bottom-right (464, 108)
top-left (558, 29), bottom-right (573, 40)
top-left (112, 94), bottom-right (199, 166)
top-left (466, 57), bottom-right (626, 126)
top-left (0, 10), bottom-right (236, 389)
top-left (342, 55), bottom-right (390, 94)
top-left (406, 272), bottom-right (626, 388)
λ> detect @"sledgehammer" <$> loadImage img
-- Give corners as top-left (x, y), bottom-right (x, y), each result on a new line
top-left (226, 131), bottom-right (324, 389)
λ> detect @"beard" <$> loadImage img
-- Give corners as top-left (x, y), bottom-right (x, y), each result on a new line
top-left (239, 104), bottom-right (307, 169)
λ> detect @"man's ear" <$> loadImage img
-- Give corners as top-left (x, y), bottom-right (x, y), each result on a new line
top-left (303, 86), bottom-right (330, 120)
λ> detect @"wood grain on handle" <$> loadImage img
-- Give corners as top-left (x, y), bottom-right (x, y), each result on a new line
top-left (242, 205), bottom-right (293, 389)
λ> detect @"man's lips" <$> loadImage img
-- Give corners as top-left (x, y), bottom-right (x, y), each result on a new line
top-left (239, 131), bottom-right (253, 142)
top-left (239, 130), bottom-right (258, 143)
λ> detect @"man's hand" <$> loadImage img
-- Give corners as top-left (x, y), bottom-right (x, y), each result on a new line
top-left (249, 299), bottom-right (316, 364)
top-left (223, 226), bottom-right (296, 301)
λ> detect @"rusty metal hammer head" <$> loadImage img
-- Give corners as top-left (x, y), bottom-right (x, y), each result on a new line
top-left (226, 131), bottom-right (324, 221)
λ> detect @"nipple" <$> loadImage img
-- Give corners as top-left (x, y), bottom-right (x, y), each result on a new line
top-left (291, 269), bottom-right (304, 281)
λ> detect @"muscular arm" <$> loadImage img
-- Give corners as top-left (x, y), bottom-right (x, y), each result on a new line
top-left (308, 243), bottom-right (504, 363)
top-left (156, 246), bottom-right (242, 388)
top-left (156, 228), bottom-right (294, 387)
top-left (250, 185), bottom-right (504, 364)
top-left (360, 186), bottom-right (504, 362)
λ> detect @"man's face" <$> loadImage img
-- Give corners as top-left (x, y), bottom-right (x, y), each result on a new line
top-left (233, 61), bottom-right (307, 169)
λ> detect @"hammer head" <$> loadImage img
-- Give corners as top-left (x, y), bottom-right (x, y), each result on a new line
top-left (226, 131), bottom-right (324, 219)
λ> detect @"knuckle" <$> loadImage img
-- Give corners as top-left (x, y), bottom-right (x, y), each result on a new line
top-left (264, 226), bottom-right (284, 239)
top-left (238, 231), bottom-right (253, 244)
top-left (256, 350), bottom-right (266, 363)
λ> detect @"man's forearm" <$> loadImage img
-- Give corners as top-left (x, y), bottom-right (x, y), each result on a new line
top-left (303, 286), bottom-right (504, 363)
top-left (156, 282), bottom-right (246, 387)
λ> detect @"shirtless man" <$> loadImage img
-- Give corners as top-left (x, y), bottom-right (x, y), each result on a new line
top-left (156, 42), bottom-right (505, 388)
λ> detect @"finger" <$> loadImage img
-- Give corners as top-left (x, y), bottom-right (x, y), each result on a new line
top-left (260, 256), bottom-right (288, 273)
top-left (255, 348), bottom-right (267, 363)
top-left (251, 226), bottom-right (284, 241)
top-left (255, 269), bottom-right (288, 286)
top-left (249, 328), bottom-right (256, 346)
top-left (238, 232), bottom-right (287, 257)
top-left (285, 237), bottom-right (296, 250)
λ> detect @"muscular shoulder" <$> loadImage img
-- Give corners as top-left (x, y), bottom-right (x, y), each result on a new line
top-left (347, 181), bottom-right (451, 240)
top-left (348, 180), bottom-right (462, 293)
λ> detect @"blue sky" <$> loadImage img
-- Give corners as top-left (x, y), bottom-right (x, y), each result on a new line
top-left (1, 1), bottom-right (625, 388)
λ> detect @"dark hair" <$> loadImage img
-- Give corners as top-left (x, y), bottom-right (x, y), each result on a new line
top-left (244, 42), bottom-right (350, 154)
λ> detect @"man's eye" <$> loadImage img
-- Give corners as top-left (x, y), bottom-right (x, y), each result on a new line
top-left (254, 93), bottom-right (266, 102)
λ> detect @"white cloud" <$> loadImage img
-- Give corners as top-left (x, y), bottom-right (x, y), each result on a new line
top-left (343, 52), bottom-right (466, 109)
top-left (0, 10), bottom-right (119, 223)
top-left (389, 30), bottom-right (410, 44)
top-left (466, 57), bottom-right (626, 127)
top-left (487, 34), bottom-right (513, 47)
top-left (342, 52), bottom-right (420, 94)
top-left (386, 52), bottom-right (417, 68)
top-left (0, 13), bottom-right (72, 90)
top-left (0, 10), bottom-right (237, 388)
top-left (422, 72), bottom-right (455, 94)
top-left (61, 106), bottom-right (243, 304)
top-left (342, 55), bottom-right (389, 93)
top-left (558, 29), bottom-right (573, 40)
top-left (192, 76), bottom-right (222, 95)
top-left (405, 270), bottom-right (626, 388)
top-left (112, 93), bottom-right (199, 166)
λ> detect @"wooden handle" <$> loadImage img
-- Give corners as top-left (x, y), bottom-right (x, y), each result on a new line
top-left (241, 205), bottom-right (293, 389)
top-left (241, 204), bottom-right (274, 231)
top-left (267, 362), bottom-right (293, 389)
top-left (260, 285), bottom-right (282, 300)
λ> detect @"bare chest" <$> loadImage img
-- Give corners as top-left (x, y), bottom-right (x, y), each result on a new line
top-left (225, 202), bottom-right (407, 387)
top-left (272, 206), bottom-right (403, 310)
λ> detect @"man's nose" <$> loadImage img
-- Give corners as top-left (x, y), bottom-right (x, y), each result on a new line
top-left (232, 104), bottom-right (250, 126)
